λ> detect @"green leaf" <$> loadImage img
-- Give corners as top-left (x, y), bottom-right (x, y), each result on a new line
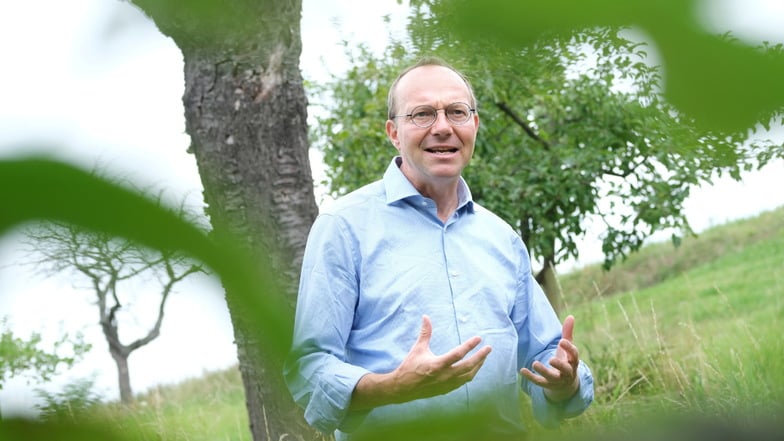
top-left (0, 418), bottom-right (146, 441)
top-left (443, 0), bottom-right (784, 132)
top-left (0, 157), bottom-right (291, 362)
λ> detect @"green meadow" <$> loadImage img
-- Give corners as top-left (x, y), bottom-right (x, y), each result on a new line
top-left (60, 206), bottom-right (784, 440)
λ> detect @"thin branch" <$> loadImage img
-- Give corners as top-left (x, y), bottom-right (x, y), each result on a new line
top-left (495, 101), bottom-right (551, 150)
top-left (600, 156), bottom-right (649, 178)
top-left (125, 259), bottom-right (203, 352)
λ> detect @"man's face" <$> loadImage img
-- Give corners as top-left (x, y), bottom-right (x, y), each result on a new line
top-left (385, 65), bottom-right (479, 194)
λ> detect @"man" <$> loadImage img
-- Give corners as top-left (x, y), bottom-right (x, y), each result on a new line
top-left (285, 57), bottom-right (594, 440)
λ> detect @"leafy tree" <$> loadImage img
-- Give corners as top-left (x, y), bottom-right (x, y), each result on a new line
top-left (0, 318), bottom-right (90, 400)
top-left (20, 195), bottom-right (205, 404)
top-left (310, 3), bottom-right (781, 312)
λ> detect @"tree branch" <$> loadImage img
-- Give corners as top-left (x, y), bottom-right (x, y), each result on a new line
top-left (495, 101), bottom-right (551, 150)
top-left (125, 258), bottom-right (203, 352)
top-left (600, 156), bottom-right (648, 178)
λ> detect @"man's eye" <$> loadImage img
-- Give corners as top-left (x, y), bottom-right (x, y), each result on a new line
top-left (413, 110), bottom-right (433, 119)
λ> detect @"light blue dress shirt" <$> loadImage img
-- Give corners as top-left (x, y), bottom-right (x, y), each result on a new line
top-left (285, 157), bottom-right (593, 440)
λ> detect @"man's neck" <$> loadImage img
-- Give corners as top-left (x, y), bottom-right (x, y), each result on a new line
top-left (415, 180), bottom-right (460, 222)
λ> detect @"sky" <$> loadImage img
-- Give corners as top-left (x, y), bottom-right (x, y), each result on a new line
top-left (0, 0), bottom-right (782, 417)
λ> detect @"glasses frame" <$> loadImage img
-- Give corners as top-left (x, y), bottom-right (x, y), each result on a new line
top-left (391, 102), bottom-right (477, 128)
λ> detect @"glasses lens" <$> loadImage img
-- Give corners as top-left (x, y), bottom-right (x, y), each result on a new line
top-left (410, 106), bottom-right (437, 127)
top-left (446, 103), bottom-right (472, 125)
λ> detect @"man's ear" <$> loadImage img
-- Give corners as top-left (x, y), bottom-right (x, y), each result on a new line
top-left (385, 120), bottom-right (400, 150)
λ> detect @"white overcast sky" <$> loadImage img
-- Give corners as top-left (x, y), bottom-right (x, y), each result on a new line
top-left (0, 0), bottom-right (782, 417)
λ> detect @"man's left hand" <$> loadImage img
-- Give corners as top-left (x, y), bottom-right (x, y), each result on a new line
top-left (520, 315), bottom-right (581, 402)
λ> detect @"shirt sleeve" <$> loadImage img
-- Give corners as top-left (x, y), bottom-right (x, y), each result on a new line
top-left (511, 236), bottom-right (595, 428)
top-left (283, 214), bottom-right (371, 434)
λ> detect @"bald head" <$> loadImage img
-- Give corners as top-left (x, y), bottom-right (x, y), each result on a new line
top-left (387, 57), bottom-right (477, 121)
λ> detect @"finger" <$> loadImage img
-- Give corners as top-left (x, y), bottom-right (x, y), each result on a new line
top-left (453, 346), bottom-right (492, 380)
top-left (556, 338), bottom-right (577, 358)
top-left (440, 336), bottom-right (484, 366)
top-left (549, 355), bottom-right (576, 374)
top-left (558, 338), bottom-right (579, 367)
top-left (519, 367), bottom-right (548, 388)
top-left (562, 315), bottom-right (575, 342)
top-left (532, 360), bottom-right (560, 380)
top-left (548, 360), bottom-right (577, 386)
top-left (412, 315), bottom-right (432, 351)
top-left (452, 345), bottom-right (492, 371)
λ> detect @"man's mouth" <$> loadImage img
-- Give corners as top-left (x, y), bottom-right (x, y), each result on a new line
top-left (424, 147), bottom-right (459, 154)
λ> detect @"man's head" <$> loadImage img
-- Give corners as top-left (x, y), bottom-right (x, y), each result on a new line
top-left (385, 58), bottom-right (480, 196)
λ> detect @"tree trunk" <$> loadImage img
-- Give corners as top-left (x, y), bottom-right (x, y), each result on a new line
top-left (183, 52), bottom-right (319, 438)
top-left (128, 1), bottom-right (321, 439)
top-left (521, 217), bottom-right (564, 315)
top-left (109, 348), bottom-right (133, 405)
top-left (535, 256), bottom-right (564, 316)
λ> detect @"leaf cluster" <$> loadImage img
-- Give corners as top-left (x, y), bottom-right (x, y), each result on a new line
top-left (0, 318), bottom-right (91, 390)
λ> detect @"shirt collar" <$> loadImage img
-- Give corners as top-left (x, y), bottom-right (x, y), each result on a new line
top-left (383, 156), bottom-right (475, 213)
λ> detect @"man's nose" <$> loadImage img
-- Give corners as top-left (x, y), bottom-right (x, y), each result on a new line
top-left (430, 109), bottom-right (453, 133)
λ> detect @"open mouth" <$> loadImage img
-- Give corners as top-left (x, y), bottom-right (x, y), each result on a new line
top-left (425, 148), bottom-right (458, 154)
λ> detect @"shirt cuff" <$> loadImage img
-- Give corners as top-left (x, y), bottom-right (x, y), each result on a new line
top-left (303, 363), bottom-right (372, 434)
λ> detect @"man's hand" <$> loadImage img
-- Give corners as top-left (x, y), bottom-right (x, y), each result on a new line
top-left (520, 315), bottom-right (581, 403)
top-left (350, 315), bottom-right (492, 410)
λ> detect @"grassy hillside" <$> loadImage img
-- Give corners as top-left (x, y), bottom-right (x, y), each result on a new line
top-left (74, 206), bottom-right (784, 440)
top-left (551, 205), bottom-right (784, 438)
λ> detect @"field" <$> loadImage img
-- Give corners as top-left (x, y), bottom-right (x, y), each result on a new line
top-left (45, 206), bottom-right (784, 440)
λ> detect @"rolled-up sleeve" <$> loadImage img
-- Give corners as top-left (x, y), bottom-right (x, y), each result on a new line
top-left (283, 214), bottom-right (370, 433)
top-left (287, 351), bottom-right (371, 433)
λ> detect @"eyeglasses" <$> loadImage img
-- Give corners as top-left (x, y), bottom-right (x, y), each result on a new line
top-left (391, 102), bottom-right (476, 128)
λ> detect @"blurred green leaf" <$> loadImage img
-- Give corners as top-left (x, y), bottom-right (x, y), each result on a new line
top-left (0, 157), bottom-right (291, 362)
top-left (0, 418), bottom-right (144, 441)
top-left (443, 0), bottom-right (784, 132)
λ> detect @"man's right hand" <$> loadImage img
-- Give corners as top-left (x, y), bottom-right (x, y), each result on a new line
top-left (350, 315), bottom-right (492, 410)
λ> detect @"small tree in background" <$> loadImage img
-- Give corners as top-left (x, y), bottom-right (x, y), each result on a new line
top-left (20, 191), bottom-right (206, 405)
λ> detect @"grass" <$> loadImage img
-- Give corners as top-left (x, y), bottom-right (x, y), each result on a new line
top-left (49, 206), bottom-right (784, 440)
top-left (89, 369), bottom-right (251, 441)
top-left (547, 205), bottom-right (784, 439)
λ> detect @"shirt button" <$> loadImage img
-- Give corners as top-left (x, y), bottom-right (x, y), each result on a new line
top-left (450, 271), bottom-right (459, 278)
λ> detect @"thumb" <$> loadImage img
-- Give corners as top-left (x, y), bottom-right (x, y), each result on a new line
top-left (414, 315), bottom-right (433, 348)
top-left (562, 315), bottom-right (575, 342)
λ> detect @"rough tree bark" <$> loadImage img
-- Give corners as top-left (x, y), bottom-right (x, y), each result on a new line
top-left (128, 1), bottom-right (320, 439)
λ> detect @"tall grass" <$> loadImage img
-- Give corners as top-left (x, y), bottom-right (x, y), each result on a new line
top-left (60, 206), bottom-right (784, 440)
top-left (88, 369), bottom-right (251, 441)
top-left (547, 205), bottom-right (784, 439)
